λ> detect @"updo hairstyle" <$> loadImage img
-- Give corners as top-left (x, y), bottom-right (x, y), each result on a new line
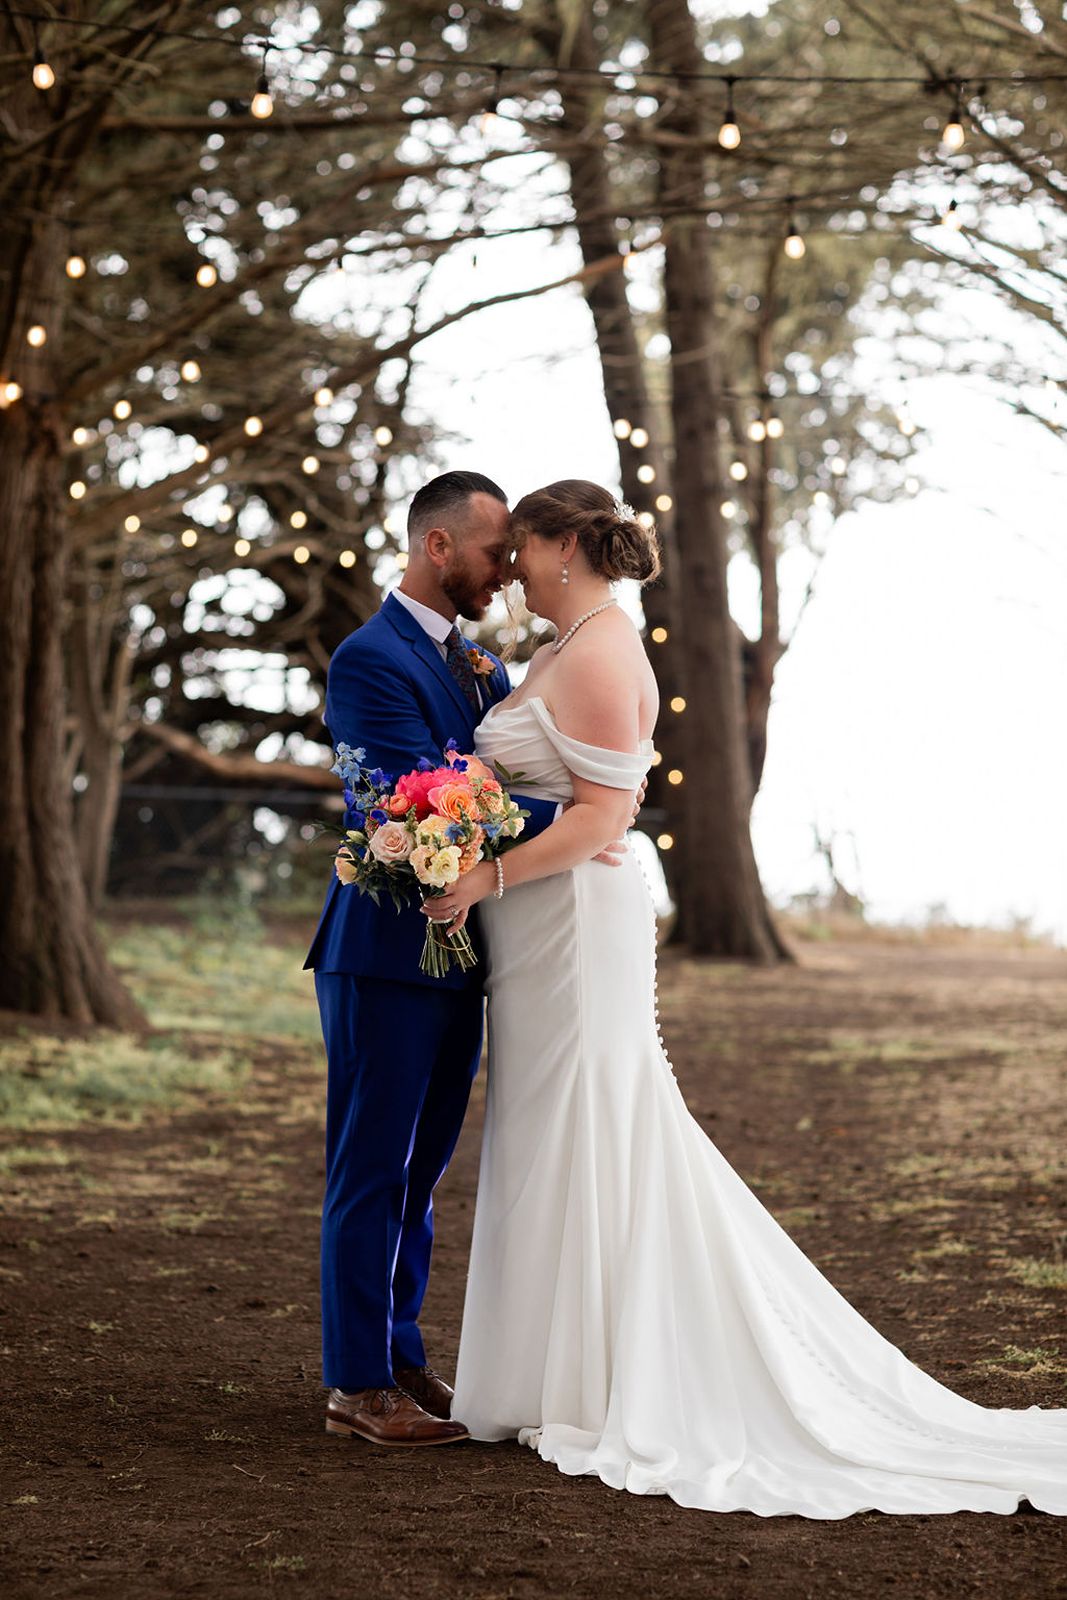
top-left (510, 479), bottom-right (662, 586)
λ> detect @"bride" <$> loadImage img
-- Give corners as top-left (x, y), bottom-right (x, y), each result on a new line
top-left (422, 479), bottom-right (1067, 1519)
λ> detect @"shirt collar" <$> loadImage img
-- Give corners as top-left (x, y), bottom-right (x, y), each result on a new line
top-left (392, 586), bottom-right (455, 645)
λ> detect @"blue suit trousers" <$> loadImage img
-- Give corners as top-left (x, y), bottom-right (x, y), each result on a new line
top-left (316, 972), bottom-right (484, 1390)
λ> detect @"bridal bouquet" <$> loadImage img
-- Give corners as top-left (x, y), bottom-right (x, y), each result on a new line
top-left (328, 741), bottom-right (528, 978)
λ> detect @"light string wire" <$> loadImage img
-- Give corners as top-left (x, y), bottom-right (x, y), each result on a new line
top-left (8, 7), bottom-right (1067, 89)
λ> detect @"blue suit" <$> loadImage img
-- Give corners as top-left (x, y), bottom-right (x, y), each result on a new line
top-left (305, 593), bottom-right (557, 1389)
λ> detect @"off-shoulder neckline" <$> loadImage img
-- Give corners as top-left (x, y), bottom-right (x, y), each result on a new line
top-left (487, 693), bottom-right (655, 756)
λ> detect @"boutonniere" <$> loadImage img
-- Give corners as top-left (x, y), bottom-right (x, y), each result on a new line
top-left (467, 646), bottom-right (496, 678)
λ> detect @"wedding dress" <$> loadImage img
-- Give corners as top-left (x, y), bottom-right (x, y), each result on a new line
top-left (451, 694), bottom-right (1067, 1519)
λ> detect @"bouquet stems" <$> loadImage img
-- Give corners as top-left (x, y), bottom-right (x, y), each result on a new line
top-left (419, 915), bottom-right (478, 978)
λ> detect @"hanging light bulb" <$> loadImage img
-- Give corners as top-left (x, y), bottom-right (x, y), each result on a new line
top-left (766, 415), bottom-right (784, 440)
top-left (657, 833), bottom-right (674, 851)
top-left (71, 425), bottom-right (89, 445)
top-left (651, 627), bottom-right (669, 644)
top-left (718, 77), bottom-right (741, 150)
top-left (234, 537), bottom-right (251, 557)
top-left (941, 197), bottom-right (963, 230)
top-left (69, 480), bottom-right (86, 500)
top-left (290, 509), bottom-right (307, 529)
top-left (729, 460), bottom-right (748, 481)
top-left (27, 325), bottom-right (46, 348)
top-left (251, 47), bottom-right (274, 119)
top-left (637, 464), bottom-right (656, 484)
top-left (180, 359), bottom-right (201, 382)
top-left (613, 418), bottom-right (632, 440)
top-left (124, 514), bottom-right (141, 533)
top-left (66, 254), bottom-right (87, 279)
top-left (196, 263), bottom-right (217, 288)
top-left (655, 494), bottom-right (673, 512)
top-left (113, 398), bottom-right (131, 420)
top-left (181, 528), bottom-right (198, 548)
top-left (3, 381), bottom-right (23, 404)
top-left (630, 427), bottom-right (650, 448)
top-left (314, 386), bottom-right (334, 406)
top-left (374, 425), bottom-right (393, 446)
top-left (293, 545), bottom-right (310, 564)
top-left (748, 418), bottom-right (767, 443)
top-left (339, 549), bottom-right (356, 568)
top-left (193, 444), bottom-right (210, 464)
top-left (301, 454), bottom-right (320, 475)
top-left (32, 31), bottom-right (55, 91)
top-left (243, 415), bottom-right (263, 436)
top-left (942, 82), bottom-right (966, 153)
top-left (480, 63), bottom-right (504, 135)
top-left (784, 198), bottom-right (806, 260)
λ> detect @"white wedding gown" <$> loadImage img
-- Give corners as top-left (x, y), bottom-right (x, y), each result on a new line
top-left (451, 694), bottom-right (1067, 1518)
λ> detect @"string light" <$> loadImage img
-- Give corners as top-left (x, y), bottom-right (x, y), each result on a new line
top-left (124, 514), bottom-right (141, 533)
top-left (180, 359), bottom-right (201, 381)
top-left (374, 425), bottom-right (393, 446)
top-left (942, 82), bottom-right (966, 153)
top-left (667, 768), bottom-right (684, 786)
top-left (290, 509), bottom-right (308, 528)
top-left (66, 254), bottom-right (87, 279)
top-left (113, 398), bottom-right (131, 420)
top-left (243, 415), bottom-right (263, 436)
top-left (27, 325), bottom-right (46, 348)
top-left (69, 480), bottom-right (86, 499)
top-left (657, 833), bottom-right (674, 851)
top-left (630, 427), bottom-right (649, 448)
top-left (234, 537), bottom-right (251, 556)
top-left (31, 27), bottom-right (54, 91)
top-left (480, 63), bottom-right (505, 134)
top-left (729, 460), bottom-right (748, 481)
top-left (613, 418), bottom-right (632, 440)
top-left (217, 502), bottom-right (233, 521)
top-left (251, 47), bottom-right (274, 119)
top-left (766, 415), bottom-right (784, 439)
top-left (4, 381), bottom-right (24, 403)
top-left (721, 499), bottom-right (737, 518)
top-left (395, 551), bottom-right (409, 570)
top-left (193, 444), bottom-right (210, 463)
top-left (637, 511), bottom-right (655, 529)
top-left (71, 426), bottom-right (89, 444)
top-left (651, 627), bottom-right (669, 644)
top-left (293, 544), bottom-right (310, 563)
top-left (196, 263), bottom-right (217, 288)
top-left (655, 494), bottom-right (673, 511)
top-left (670, 696), bottom-right (686, 713)
top-left (314, 386), bottom-right (334, 406)
top-left (339, 549), bottom-right (356, 567)
top-left (637, 463), bottom-right (656, 483)
top-left (181, 528), bottom-right (198, 547)
top-left (941, 197), bottom-right (963, 230)
top-left (718, 77), bottom-right (741, 150)
top-left (784, 198), bottom-right (806, 260)
top-left (748, 418), bottom-right (767, 442)
top-left (301, 454), bottom-right (320, 474)
top-left (650, 750), bottom-right (663, 767)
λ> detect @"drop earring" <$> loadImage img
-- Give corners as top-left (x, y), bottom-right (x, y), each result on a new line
top-left (561, 562), bottom-right (570, 586)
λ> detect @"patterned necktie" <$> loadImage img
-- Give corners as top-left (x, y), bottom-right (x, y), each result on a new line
top-left (444, 625), bottom-right (482, 715)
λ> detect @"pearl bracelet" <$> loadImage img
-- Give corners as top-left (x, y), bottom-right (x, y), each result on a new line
top-left (494, 858), bottom-right (504, 899)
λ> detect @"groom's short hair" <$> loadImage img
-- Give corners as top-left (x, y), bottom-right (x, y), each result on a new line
top-left (408, 471), bottom-right (508, 543)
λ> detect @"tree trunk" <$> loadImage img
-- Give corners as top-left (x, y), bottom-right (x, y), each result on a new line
top-left (0, 160), bottom-right (143, 1021)
top-left (648, 0), bottom-right (789, 961)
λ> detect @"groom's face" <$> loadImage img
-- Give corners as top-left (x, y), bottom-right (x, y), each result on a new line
top-left (440, 492), bottom-right (511, 620)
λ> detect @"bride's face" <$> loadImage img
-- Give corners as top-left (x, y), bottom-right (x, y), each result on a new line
top-left (509, 526), bottom-right (562, 617)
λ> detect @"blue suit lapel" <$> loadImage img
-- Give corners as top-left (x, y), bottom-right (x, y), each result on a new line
top-left (381, 592), bottom-right (476, 729)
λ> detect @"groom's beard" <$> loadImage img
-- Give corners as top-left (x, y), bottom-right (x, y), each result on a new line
top-left (442, 559), bottom-right (491, 622)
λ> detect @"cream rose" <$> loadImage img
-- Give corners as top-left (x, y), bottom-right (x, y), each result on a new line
top-left (367, 819), bottom-right (414, 864)
top-left (410, 843), bottom-right (462, 888)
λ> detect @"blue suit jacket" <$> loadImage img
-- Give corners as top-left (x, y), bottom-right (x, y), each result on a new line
top-left (304, 593), bottom-right (557, 989)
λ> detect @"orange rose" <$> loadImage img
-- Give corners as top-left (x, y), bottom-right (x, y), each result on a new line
top-left (387, 793), bottom-right (411, 817)
top-left (426, 780), bottom-right (479, 824)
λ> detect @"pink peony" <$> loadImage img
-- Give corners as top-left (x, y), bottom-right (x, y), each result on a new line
top-left (395, 765), bottom-right (456, 820)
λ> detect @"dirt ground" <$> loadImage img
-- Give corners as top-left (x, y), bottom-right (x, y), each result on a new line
top-left (2, 928), bottom-right (1066, 1599)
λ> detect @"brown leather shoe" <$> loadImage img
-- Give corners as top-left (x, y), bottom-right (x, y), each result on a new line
top-left (394, 1364), bottom-right (455, 1421)
top-left (325, 1387), bottom-right (468, 1447)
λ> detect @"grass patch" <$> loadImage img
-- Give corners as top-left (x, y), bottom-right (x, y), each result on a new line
top-left (1006, 1257), bottom-right (1067, 1291)
top-left (0, 1032), bottom-right (249, 1132)
top-left (107, 913), bottom-right (319, 1045)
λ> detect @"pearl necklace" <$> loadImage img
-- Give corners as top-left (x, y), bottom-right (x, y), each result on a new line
top-left (550, 598), bottom-right (618, 654)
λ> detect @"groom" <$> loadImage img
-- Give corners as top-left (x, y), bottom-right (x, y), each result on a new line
top-left (305, 471), bottom-right (565, 1445)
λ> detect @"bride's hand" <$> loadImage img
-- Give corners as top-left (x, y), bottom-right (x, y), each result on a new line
top-left (421, 861), bottom-right (495, 929)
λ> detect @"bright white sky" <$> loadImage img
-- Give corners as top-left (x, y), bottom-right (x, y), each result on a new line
top-left (395, 227), bottom-right (1067, 944)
